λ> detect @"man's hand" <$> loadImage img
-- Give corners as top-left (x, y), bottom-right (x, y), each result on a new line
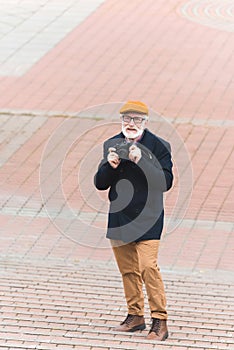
top-left (107, 147), bottom-right (120, 169)
top-left (129, 144), bottom-right (142, 164)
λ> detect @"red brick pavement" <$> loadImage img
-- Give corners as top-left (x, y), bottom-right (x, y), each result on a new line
top-left (0, 0), bottom-right (233, 122)
top-left (0, 260), bottom-right (233, 350)
top-left (0, 0), bottom-right (233, 271)
top-left (0, 115), bottom-right (233, 272)
top-left (0, 2), bottom-right (234, 348)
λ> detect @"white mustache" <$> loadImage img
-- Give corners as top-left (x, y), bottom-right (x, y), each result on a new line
top-left (122, 125), bottom-right (143, 139)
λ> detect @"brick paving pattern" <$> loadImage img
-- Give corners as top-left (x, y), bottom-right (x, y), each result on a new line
top-left (0, 0), bottom-right (233, 349)
top-left (0, 260), bottom-right (233, 350)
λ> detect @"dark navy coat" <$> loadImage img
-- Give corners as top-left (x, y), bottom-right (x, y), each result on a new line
top-left (94, 129), bottom-right (173, 242)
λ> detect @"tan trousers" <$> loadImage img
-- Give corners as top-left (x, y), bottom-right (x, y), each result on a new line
top-left (112, 240), bottom-right (167, 320)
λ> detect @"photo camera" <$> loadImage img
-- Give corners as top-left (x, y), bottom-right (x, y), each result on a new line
top-left (115, 141), bottom-right (133, 159)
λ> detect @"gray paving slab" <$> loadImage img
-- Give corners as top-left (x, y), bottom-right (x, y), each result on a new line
top-left (0, 0), bottom-right (106, 76)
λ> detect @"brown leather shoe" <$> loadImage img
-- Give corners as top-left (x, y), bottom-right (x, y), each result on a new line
top-left (146, 318), bottom-right (168, 341)
top-left (114, 314), bottom-right (146, 332)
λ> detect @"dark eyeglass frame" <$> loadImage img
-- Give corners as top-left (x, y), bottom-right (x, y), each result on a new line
top-left (121, 115), bottom-right (147, 125)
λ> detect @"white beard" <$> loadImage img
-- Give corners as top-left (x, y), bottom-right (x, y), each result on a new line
top-left (122, 125), bottom-right (144, 140)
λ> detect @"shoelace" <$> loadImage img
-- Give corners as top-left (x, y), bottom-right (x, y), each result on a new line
top-left (150, 318), bottom-right (161, 334)
top-left (121, 314), bottom-right (135, 325)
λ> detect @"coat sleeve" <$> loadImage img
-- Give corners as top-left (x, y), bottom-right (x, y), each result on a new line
top-left (137, 140), bottom-right (173, 192)
top-left (94, 140), bottom-right (118, 190)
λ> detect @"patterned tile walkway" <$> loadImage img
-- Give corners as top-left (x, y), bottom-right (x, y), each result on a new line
top-left (0, 0), bottom-right (233, 122)
top-left (0, 0), bottom-right (233, 348)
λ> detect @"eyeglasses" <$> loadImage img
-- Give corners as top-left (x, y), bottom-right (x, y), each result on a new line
top-left (121, 115), bottom-right (147, 125)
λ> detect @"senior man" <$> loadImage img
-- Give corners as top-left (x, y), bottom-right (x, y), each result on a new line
top-left (94, 101), bottom-right (173, 341)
